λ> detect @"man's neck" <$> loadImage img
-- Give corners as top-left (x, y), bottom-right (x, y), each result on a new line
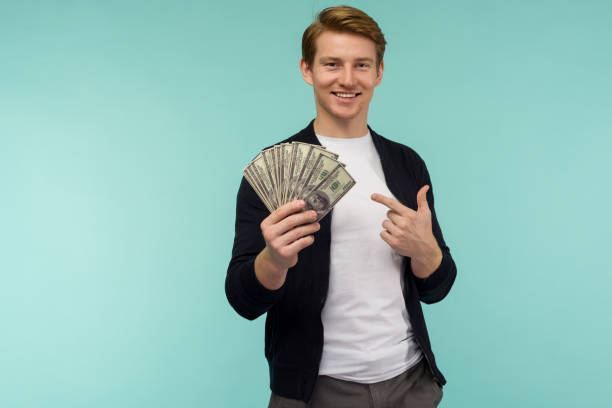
top-left (313, 115), bottom-right (369, 139)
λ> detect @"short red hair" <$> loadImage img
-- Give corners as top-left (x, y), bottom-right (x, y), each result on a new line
top-left (302, 6), bottom-right (387, 71)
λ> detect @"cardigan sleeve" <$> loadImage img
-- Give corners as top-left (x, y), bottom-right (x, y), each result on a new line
top-left (411, 158), bottom-right (457, 304)
top-left (225, 176), bottom-right (286, 320)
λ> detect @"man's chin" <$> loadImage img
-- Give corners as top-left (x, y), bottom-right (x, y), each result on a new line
top-left (327, 109), bottom-right (362, 121)
top-left (315, 103), bottom-right (364, 123)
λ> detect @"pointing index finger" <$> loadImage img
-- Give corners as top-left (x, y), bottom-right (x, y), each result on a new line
top-left (371, 193), bottom-right (409, 215)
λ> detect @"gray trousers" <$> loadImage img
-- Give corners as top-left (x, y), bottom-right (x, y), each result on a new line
top-left (268, 358), bottom-right (443, 408)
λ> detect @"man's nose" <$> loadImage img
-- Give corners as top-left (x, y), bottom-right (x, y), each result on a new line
top-left (339, 67), bottom-right (355, 87)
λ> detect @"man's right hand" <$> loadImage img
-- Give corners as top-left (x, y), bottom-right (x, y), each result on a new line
top-left (255, 200), bottom-right (320, 290)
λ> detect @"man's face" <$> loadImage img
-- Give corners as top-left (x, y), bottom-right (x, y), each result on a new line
top-left (300, 31), bottom-right (384, 124)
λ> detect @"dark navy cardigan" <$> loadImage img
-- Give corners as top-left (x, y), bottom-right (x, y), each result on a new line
top-left (226, 120), bottom-right (457, 403)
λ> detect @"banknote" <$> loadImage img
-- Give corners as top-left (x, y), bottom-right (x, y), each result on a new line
top-left (302, 165), bottom-right (356, 221)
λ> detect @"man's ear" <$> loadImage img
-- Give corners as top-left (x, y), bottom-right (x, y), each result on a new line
top-left (375, 60), bottom-right (384, 87)
top-left (300, 58), bottom-right (314, 86)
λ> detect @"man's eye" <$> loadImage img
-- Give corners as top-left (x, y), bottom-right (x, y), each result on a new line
top-left (358, 63), bottom-right (370, 68)
top-left (325, 62), bottom-right (337, 67)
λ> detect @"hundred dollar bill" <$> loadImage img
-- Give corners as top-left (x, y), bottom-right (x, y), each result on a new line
top-left (280, 143), bottom-right (292, 205)
top-left (261, 147), bottom-right (279, 207)
top-left (243, 165), bottom-right (274, 212)
top-left (245, 164), bottom-right (275, 211)
top-left (263, 146), bottom-right (280, 204)
top-left (275, 145), bottom-right (282, 205)
top-left (313, 144), bottom-right (338, 159)
top-left (250, 151), bottom-right (278, 209)
top-left (281, 143), bottom-right (293, 204)
top-left (291, 145), bottom-right (339, 202)
top-left (274, 145), bottom-right (282, 205)
top-left (302, 165), bottom-right (356, 221)
top-left (296, 154), bottom-right (344, 200)
top-left (285, 142), bottom-right (313, 202)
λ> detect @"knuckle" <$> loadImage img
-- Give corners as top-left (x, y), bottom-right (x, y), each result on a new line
top-left (271, 238), bottom-right (282, 250)
top-left (293, 228), bottom-right (303, 240)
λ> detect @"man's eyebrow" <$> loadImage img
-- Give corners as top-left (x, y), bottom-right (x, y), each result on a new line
top-left (318, 57), bottom-right (375, 63)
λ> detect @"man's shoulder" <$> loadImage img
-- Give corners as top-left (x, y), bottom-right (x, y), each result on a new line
top-left (279, 128), bottom-right (311, 144)
top-left (369, 126), bottom-right (425, 166)
top-left (263, 120), bottom-right (317, 150)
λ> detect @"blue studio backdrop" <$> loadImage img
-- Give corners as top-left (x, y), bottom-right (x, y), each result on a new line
top-left (1, 1), bottom-right (611, 407)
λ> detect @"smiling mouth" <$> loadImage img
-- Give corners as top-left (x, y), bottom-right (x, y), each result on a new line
top-left (331, 92), bottom-right (361, 99)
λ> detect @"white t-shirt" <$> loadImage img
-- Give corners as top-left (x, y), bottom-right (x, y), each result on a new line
top-left (316, 131), bottom-right (423, 383)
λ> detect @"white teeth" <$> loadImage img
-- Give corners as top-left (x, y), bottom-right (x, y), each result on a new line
top-left (335, 93), bottom-right (356, 98)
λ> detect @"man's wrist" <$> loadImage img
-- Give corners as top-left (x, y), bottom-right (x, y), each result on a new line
top-left (255, 248), bottom-right (288, 290)
top-left (411, 243), bottom-right (443, 279)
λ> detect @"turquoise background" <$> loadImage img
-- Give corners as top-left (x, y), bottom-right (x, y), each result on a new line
top-left (1, 1), bottom-right (611, 407)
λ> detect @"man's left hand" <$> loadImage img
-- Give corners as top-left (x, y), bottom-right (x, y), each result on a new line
top-left (371, 185), bottom-right (442, 278)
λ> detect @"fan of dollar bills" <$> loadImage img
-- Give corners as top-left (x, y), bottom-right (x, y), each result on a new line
top-left (244, 142), bottom-right (356, 221)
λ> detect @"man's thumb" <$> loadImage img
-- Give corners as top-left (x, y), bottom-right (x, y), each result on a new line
top-left (417, 185), bottom-right (430, 211)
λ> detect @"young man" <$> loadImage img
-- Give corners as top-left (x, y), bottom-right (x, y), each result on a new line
top-left (226, 6), bottom-right (457, 407)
